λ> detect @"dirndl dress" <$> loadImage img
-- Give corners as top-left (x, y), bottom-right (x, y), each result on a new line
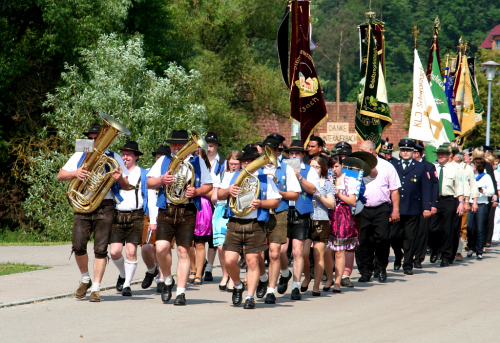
top-left (329, 174), bottom-right (359, 251)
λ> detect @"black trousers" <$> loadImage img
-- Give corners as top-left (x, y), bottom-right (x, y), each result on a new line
top-left (429, 197), bottom-right (458, 261)
top-left (485, 202), bottom-right (495, 245)
top-left (390, 215), bottom-right (420, 270)
top-left (414, 215), bottom-right (431, 263)
top-left (355, 203), bottom-right (391, 276)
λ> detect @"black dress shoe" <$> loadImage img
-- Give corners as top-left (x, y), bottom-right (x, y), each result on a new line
top-left (312, 291), bottom-right (321, 296)
top-left (440, 258), bottom-right (450, 267)
top-left (413, 261), bottom-right (422, 269)
top-left (277, 272), bottom-right (292, 294)
top-left (116, 275), bottom-right (125, 292)
top-left (161, 283), bottom-right (173, 303)
top-left (122, 286), bottom-right (132, 296)
top-left (256, 280), bottom-right (268, 298)
top-left (332, 288), bottom-right (341, 293)
top-left (141, 268), bottom-right (159, 289)
top-left (264, 293), bottom-right (276, 304)
top-left (157, 282), bottom-right (165, 293)
top-left (323, 284), bottom-right (332, 292)
top-left (219, 280), bottom-right (228, 291)
top-left (394, 259), bottom-right (402, 270)
top-left (430, 251), bottom-right (438, 263)
top-left (300, 284), bottom-right (309, 292)
top-left (204, 271), bottom-right (213, 282)
top-left (358, 275), bottom-right (371, 282)
top-left (373, 270), bottom-right (380, 278)
top-left (232, 285), bottom-right (245, 306)
top-left (378, 270), bottom-right (387, 282)
top-left (290, 288), bottom-right (301, 300)
top-left (243, 298), bottom-right (256, 309)
top-left (403, 269), bottom-right (413, 275)
top-left (174, 293), bottom-right (186, 306)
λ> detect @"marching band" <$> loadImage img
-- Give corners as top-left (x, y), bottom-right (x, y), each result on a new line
top-left (57, 121), bottom-right (500, 308)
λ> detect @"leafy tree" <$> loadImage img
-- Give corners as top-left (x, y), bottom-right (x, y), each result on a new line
top-left (23, 34), bottom-right (205, 240)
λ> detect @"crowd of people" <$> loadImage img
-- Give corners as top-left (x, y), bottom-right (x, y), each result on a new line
top-left (57, 124), bottom-right (500, 309)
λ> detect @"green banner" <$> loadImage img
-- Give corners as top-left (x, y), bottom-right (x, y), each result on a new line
top-left (355, 24), bottom-right (392, 150)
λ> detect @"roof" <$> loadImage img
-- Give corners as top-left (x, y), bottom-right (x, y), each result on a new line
top-left (481, 24), bottom-right (500, 49)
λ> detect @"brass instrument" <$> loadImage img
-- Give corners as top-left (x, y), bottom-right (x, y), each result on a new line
top-left (229, 146), bottom-right (277, 217)
top-left (165, 130), bottom-right (208, 204)
top-left (67, 113), bottom-right (131, 213)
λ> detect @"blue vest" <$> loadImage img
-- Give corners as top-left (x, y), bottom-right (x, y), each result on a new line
top-left (295, 165), bottom-right (314, 215)
top-left (77, 151), bottom-right (123, 202)
top-left (156, 155), bottom-right (202, 211)
top-left (275, 164), bottom-right (289, 213)
top-left (139, 167), bottom-right (149, 215)
top-left (226, 168), bottom-right (270, 222)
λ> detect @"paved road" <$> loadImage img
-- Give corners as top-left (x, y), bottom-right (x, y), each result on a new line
top-left (1, 244), bottom-right (499, 342)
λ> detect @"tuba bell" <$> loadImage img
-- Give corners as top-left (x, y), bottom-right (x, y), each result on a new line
top-left (229, 146), bottom-right (277, 217)
top-left (164, 130), bottom-right (208, 204)
top-left (66, 113), bottom-right (131, 213)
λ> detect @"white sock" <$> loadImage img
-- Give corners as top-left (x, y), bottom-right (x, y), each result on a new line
top-left (206, 264), bottom-right (213, 273)
top-left (81, 272), bottom-right (90, 283)
top-left (164, 275), bottom-right (173, 285)
top-left (280, 269), bottom-right (290, 278)
top-left (266, 287), bottom-right (276, 294)
top-left (292, 281), bottom-right (300, 290)
top-left (90, 283), bottom-right (101, 292)
top-left (147, 266), bottom-right (156, 274)
top-left (234, 282), bottom-right (243, 290)
top-left (260, 272), bottom-right (268, 282)
top-left (112, 256), bottom-right (126, 278)
top-left (124, 260), bottom-right (138, 288)
top-left (342, 275), bottom-right (349, 279)
top-left (176, 287), bottom-right (186, 296)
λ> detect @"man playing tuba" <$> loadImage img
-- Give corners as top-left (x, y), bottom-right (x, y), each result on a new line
top-left (217, 145), bottom-right (282, 309)
top-left (146, 130), bottom-right (213, 306)
top-left (57, 123), bottom-right (129, 302)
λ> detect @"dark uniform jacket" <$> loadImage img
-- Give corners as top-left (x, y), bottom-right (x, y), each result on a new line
top-left (391, 158), bottom-right (432, 216)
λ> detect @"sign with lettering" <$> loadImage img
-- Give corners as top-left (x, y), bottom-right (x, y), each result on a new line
top-left (319, 122), bottom-right (357, 145)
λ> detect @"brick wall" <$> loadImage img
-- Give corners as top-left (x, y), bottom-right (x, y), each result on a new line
top-left (255, 102), bottom-right (409, 150)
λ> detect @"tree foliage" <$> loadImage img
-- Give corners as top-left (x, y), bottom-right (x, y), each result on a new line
top-left (23, 33), bottom-right (205, 239)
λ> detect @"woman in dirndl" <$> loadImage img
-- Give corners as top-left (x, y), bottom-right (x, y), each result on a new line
top-left (328, 155), bottom-right (358, 293)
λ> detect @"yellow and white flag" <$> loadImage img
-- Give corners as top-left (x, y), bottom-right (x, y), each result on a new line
top-left (455, 56), bottom-right (476, 139)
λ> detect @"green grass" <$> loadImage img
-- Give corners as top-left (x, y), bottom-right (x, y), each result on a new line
top-left (0, 263), bottom-right (50, 276)
top-left (0, 229), bottom-right (70, 246)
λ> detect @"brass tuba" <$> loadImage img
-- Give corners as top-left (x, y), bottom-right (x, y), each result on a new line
top-left (229, 146), bottom-right (277, 217)
top-left (164, 130), bottom-right (208, 204)
top-left (66, 113), bottom-right (131, 213)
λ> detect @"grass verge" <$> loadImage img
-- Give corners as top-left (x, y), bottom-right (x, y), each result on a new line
top-left (0, 263), bottom-right (50, 276)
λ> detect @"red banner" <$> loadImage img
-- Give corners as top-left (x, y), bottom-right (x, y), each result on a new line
top-left (289, 0), bottom-right (327, 146)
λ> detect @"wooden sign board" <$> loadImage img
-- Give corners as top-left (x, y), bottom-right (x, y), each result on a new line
top-left (318, 122), bottom-right (357, 145)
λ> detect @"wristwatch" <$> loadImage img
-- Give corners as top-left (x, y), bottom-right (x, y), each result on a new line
top-left (459, 201), bottom-right (464, 204)
top-left (298, 176), bottom-right (303, 183)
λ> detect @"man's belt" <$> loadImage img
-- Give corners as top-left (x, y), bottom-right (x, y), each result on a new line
top-left (166, 203), bottom-right (196, 210)
top-left (117, 209), bottom-right (143, 213)
top-left (100, 199), bottom-right (114, 206)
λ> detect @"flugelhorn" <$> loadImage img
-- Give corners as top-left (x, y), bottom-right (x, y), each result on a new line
top-left (229, 146), bottom-right (277, 217)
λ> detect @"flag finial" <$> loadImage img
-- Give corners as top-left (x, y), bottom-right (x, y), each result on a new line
top-left (412, 25), bottom-right (419, 49)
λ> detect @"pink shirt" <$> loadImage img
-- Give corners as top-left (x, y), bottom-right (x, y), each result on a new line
top-left (364, 156), bottom-right (401, 207)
